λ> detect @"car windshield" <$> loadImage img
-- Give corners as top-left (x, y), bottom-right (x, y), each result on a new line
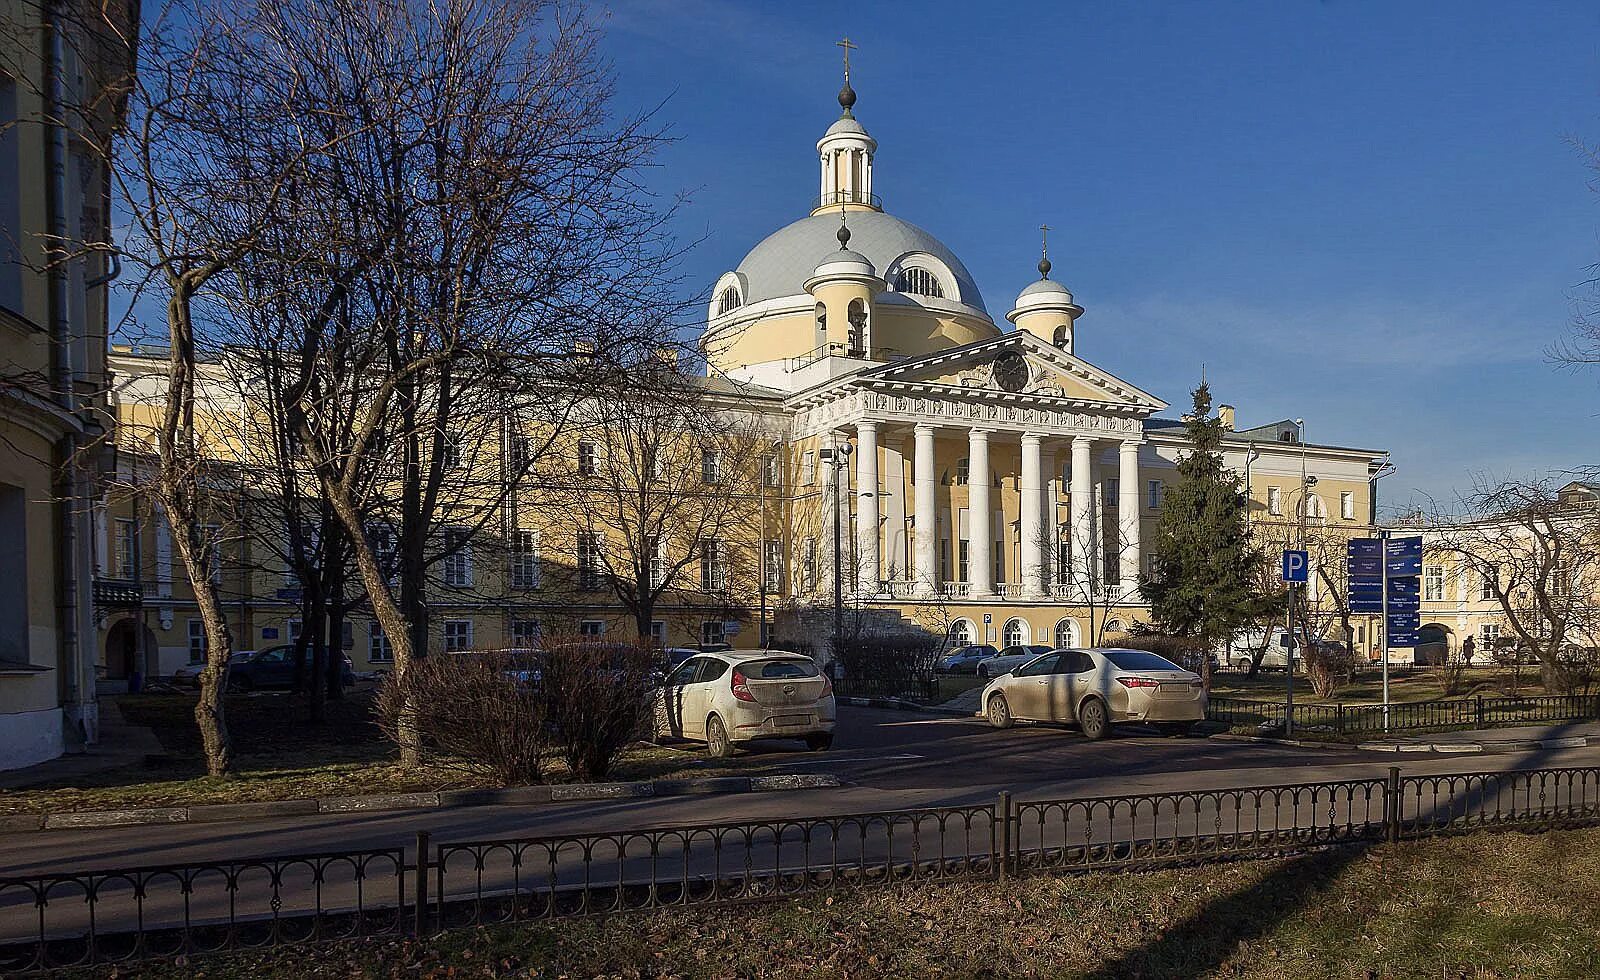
top-left (1104, 650), bottom-right (1183, 672)
top-left (750, 659), bottom-right (820, 679)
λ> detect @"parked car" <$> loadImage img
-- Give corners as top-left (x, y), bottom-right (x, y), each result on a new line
top-left (663, 647), bottom-right (702, 668)
top-left (1224, 627), bottom-right (1290, 671)
top-left (173, 645), bottom-right (356, 692)
top-left (979, 648), bottom-right (1207, 740)
top-left (652, 650), bottom-right (836, 757)
top-left (978, 644), bottom-right (1053, 678)
top-left (936, 644), bottom-right (1000, 675)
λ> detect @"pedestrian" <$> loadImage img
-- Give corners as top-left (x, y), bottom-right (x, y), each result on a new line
top-left (1462, 634), bottom-right (1475, 666)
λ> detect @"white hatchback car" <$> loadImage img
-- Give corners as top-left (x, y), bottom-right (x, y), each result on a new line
top-left (979, 648), bottom-right (1206, 739)
top-left (652, 651), bottom-right (837, 757)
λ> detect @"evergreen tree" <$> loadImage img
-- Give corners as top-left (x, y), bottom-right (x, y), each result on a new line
top-left (1139, 383), bottom-right (1280, 678)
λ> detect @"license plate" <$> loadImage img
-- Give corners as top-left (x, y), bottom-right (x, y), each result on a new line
top-left (774, 715), bottom-right (810, 727)
top-left (1158, 683), bottom-right (1189, 694)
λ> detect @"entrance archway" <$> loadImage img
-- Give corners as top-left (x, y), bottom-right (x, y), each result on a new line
top-left (103, 617), bottom-right (156, 681)
top-left (1416, 623), bottom-right (1453, 666)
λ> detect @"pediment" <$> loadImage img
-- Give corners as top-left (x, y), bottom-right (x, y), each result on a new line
top-left (866, 333), bottom-right (1167, 413)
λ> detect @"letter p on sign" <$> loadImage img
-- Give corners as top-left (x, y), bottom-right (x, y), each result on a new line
top-left (1282, 549), bottom-right (1309, 583)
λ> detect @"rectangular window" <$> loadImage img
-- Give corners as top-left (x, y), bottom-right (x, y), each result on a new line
top-left (580, 620), bottom-right (604, 636)
top-left (443, 619), bottom-right (473, 652)
top-left (1552, 564), bottom-right (1571, 597)
top-left (701, 448), bottom-right (722, 484)
top-left (1147, 480), bottom-right (1163, 510)
top-left (1340, 491), bottom-right (1355, 520)
top-left (1479, 623), bottom-right (1501, 651)
top-left (939, 537), bottom-right (950, 582)
top-left (510, 618), bottom-right (541, 649)
top-left (578, 532), bottom-right (602, 590)
top-left (440, 433), bottom-right (462, 471)
top-left (801, 451), bottom-right (816, 486)
top-left (368, 524), bottom-right (398, 587)
top-left (701, 539), bottom-right (725, 591)
top-left (1480, 569), bottom-right (1495, 602)
top-left (1268, 486), bottom-right (1282, 516)
top-left (187, 619), bottom-right (207, 663)
top-left (442, 528), bottom-right (472, 587)
top-left (577, 440), bottom-right (597, 476)
top-left (803, 537), bottom-right (817, 591)
top-left (511, 530), bottom-right (540, 589)
top-left (288, 618), bottom-right (303, 641)
top-left (764, 539), bottom-right (783, 592)
top-left (113, 518), bottom-right (137, 580)
top-left (648, 541), bottom-right (667, 591)
top-left (1424, 565), bottom-right (1445, 602)
top-left (368, 621), bottom-right (393, 663)
top-left (649, 620), bottom-right (667, 646)
top-left (955, 458), bottom-right (970, 486)
top-left (958, 540), bottom-right (970, 583)
top-left (763, 454), bottom-right (781, 489)
top-left (701, 620), bottom-right (726, 647)
top-left (508, 434), bottom-right (530, 474)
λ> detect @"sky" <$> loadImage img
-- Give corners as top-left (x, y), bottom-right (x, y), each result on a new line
top-left (597, 0), bottom-right (1600, 513)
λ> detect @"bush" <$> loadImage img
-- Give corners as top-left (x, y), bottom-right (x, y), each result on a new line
top-left (540, 638), bottom-right (660, 782)
top-left (1302, 641), bottom-right (1356, 698)
top-left (1104, 633), bottom-right (1210, 674)
top-left (375, 650), bottom-right (548, 786)
top-left (834, 634), bottom-right (942, 699)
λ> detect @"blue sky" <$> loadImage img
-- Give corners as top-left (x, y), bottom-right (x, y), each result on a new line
top-left (600, 0), bottom-right (1600, 512)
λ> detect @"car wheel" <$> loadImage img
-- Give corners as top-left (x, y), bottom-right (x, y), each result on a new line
top-left (1078, 697), bottom-right (1111, 740)
top-left (979, 664), bottom-right (991, 679)
top-left (986, 693), bottom-right (1013, 729)
top-left (805, 733), bottom-right (833, 751)
top-left (706, 715), bottom-right (734, 758)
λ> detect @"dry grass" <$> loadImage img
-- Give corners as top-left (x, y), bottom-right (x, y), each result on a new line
top-left (1210, 667), bottom-right (1549, 705)
top-left (81, 827), bottom-right (1600, 978)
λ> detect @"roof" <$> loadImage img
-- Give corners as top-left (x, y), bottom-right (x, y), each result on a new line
top-left (735, 210), bottom-right (988, 314)
top-left (692, 375), bottom-right (789, 400)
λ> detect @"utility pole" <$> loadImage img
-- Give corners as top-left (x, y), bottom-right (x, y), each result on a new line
top-left (829, 441), bottom-right (853, 661)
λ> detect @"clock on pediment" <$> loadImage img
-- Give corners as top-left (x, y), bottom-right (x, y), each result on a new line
top-left (991, 351), bottom-right (1031, 393)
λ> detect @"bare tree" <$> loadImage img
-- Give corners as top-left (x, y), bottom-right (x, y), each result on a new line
top-left (1426, 476), bottom-right (1600, 694)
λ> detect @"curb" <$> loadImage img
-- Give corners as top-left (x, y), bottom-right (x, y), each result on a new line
top-left (1214, 732), bottom-right (1600, 755)
top-left (6, 773), bottom-right (844, 835)
top-left (837, 696), bottom-right (974, 717)
top-left (1209, 733), bottom-right (1362, 752)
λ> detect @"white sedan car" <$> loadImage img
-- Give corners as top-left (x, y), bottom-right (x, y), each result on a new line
top-left (653, 651), bottom-right (836, 757)
top-left (979, 648), bottom-right (1206, 740)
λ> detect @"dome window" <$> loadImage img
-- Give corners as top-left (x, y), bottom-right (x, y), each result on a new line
top-left (716, 286), bottom-right (742, 316)
top-left (895, 267), bottom-right (943, 298)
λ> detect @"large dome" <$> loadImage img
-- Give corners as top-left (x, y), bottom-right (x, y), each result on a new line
top-left (734, 210), bottom-right (988, 315)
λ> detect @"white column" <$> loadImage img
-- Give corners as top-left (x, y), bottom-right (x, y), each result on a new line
top-left (856, 421), bottom-right (880, 591)
top-left (1119, 439), bottom-right (1142, 599)
top-left (968, 428), bottom-right (993, 597)
top-left (1070, 435), bottom-right (1094, 597)
top-left (1020, 433), bottom-right (1045, 597)
top-left (913, 424), bottom-right (938, 593)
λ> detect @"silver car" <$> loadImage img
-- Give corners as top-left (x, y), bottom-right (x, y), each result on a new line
top-left (978, 644), bottom-right (1053, 678)
top-left (980, 648), bottom-right (1207, 739)
top-left (653, 651), bottom-right (836, 758)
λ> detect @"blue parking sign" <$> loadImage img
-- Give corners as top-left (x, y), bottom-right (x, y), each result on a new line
top-left (1281, 550), bottom-right (1309, 583)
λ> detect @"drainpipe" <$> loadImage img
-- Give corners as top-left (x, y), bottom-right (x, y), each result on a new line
top-left (46, 2), bottom-right (98, 748)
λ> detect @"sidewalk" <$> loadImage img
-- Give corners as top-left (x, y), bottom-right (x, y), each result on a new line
top-left (0, 699), bottom-right (167, 791)
top-left (1357, 720), bottom-right (1600, 755)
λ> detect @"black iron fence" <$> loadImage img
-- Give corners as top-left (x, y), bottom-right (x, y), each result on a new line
top-left (6, 766), bottom-right (1600, 973)
top-left (1207, 693), bottom-right (1600, 735)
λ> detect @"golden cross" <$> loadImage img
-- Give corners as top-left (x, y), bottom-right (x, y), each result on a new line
top-left (837, 37), bottom-right (857, 76)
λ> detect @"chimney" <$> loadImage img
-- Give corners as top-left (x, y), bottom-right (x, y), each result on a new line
top-left (1218, 405), bottom-right (1236, 430)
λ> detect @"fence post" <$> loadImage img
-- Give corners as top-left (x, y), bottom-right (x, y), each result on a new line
top-left (1385, 766), bottom-right (1401, 845)
top-left (1476, 695), bottom-right (1485, 729)
top-left (1336, 703), bottom-right (1345, 735)
top-left (414, 830), bottom-right (431, 939)
top-left (996, 791), bottom-right (1012, 881)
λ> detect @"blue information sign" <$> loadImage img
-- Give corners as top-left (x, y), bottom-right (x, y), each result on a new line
top-left (1282, 550), bottom-right (1309, 583)
top-left (1384, 536), bottom-right (1423, 578)
top-left (1347, 556), bottom-right (1382, 577)
top-left (1347, 538), bottom-right (1382, 559)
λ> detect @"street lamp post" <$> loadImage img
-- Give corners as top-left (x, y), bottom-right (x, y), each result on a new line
top-left (830, 442), bottom-right (853, 660)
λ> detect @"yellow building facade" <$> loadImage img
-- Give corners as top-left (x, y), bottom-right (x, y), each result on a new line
top-left (93, 74), bottom-right (1394, 680)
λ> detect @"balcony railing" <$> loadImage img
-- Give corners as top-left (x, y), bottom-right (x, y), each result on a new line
top-left (784, 342), bottom-right (902, 373)
top-left (812, 189), bottom-right (883, 211)
top-left (940, 583), bottom-right (971, 599)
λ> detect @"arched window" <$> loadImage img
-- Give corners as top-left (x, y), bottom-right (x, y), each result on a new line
top-left (1003, 617), bottom-right (1027, 648)
top-left (847, 299), bottom-right (866, 354)
top-left (1054, 618), bottom-right (1078, 649)
top-left (1298, 493), bottom-right (1327, 520)
top-left (949, 619), bottom-right (975, 646)
top-left (716, 286), bottom-right (742, 316)
top-left (895, 267), bottom-right (943, 298)
top-left (814, 302), bottom-right (827, 349)
top-left (1052, 324), bottom-right (1070, 348)
top-left (1103, 619), bottom-right (1124, 640)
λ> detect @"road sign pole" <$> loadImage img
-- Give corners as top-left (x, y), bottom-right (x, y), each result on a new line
top-left (1285, 582), bottom-right (1294, 737)
top-left (1380, 530), bottom-right (1390, 734)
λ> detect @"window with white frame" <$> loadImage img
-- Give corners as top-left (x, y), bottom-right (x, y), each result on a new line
top-left (1054, 618), bottom-right (1077, 648)
top-left (701, 539), bottom-right (726, 591)
top-left (1268, 486), bottom-right (1282, 516)
top-left (1480, 568), bottom-right (1496, 602)
top-left (948, 619), bottom-right (974, 646)
top-left (288, 618), bottom-right (303, 641)
top-left (577, 440), bottom-right (597, 476)
top-left (895, 267), bottom-right (944, 298)
top-left (187, 619), bottom-right (207, 663)
top-left (715, 285), bottom-right (742, 316)
top-left (443, 619), bottom-right (473, 652)
top-left (510, 619), bottom-right (541, 649)
top-left (368, 621), bottom-right (393, 663)
top-left (442, 528), bottom-right (472, 587)
top-left (1423, 565), bottom-right (1445, 602)
top-left (648, 540), bottom-right (667, 591)
top-left (1340, 491), bottom-right (1355, 520)
top-left (1552, 563), bottom-right (1572, 597)
top-left (1002, 617), bottom-right (1027, 648)
top-left (801, 451), bottom-right (816, 486)
top-left (1478, 622), bottom-right (1501, 651)
top-left (1147, 480), bottom-right (1163, 510)
top-left (763, 454), bottom-right (781, 488)
top-left (113, 518), bottom-right (137, 580)
top-left (511, 530), bottom-right (540, 589)
top-left (578, 532), bottom-right (602, 590)
top-left (954, 458), bottom-right (970, 486)
top-left (580, 619), bottom-right (604, 636)
top-left (803, 537), bottom-right (817, 591)
top-left (440, 432), bottom-right (463, 471)
top-left (764, 539), bottom-right (783, 592)
top-left (701, 620), bottom-right (726, 646)
top-left (701, 448), bottom-right (722, 485)
top-left (649, 620), bottom-right (667, 646)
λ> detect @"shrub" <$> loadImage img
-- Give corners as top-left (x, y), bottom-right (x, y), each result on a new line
top-left (834, 634), bottom-right (942, 699)
top-left (540, 637), bottom-right (660, 781)
top-left (1104, 633), bottom-right (1211, 675)
top-left (1302, 641), bottom-right (1356, 698)
top-left (374, 650), bottom-right (548, 786)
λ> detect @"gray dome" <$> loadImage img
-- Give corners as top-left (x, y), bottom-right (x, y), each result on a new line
top-left (1017, 277), bottom-right (1073, 301)
top-left (734, 211), bottom-right (988, 314)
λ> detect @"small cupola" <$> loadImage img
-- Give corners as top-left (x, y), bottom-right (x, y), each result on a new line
top-left (803, 218), bottom-right (883, 356)
top-left (1007, 228), bottom-right (1083, 351)
top-left (812, 40), bottom-right (881, 215)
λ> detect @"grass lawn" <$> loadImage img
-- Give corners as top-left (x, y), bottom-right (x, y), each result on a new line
top-left (84, 827), bottom-right (1600, 979)
top-left (1210, 666), bottom-right (1550, 705)
top-left (0, 693), bottom-right (753, 815)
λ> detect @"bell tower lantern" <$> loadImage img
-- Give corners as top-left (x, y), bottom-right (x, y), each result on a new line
top-left (812, 38), bottom-right (881, 215)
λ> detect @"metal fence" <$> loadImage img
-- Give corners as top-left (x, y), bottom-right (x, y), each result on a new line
top-left (6, 766), bottom-right (1600, 973)
top-left (1207, 693), bottom-right (1600, 735)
